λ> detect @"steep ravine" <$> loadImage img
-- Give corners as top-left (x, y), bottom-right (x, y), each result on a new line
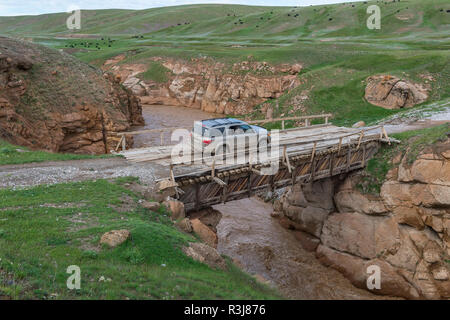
top-left (213, 198), bottom-right (389, 300)
top-left (273, 134), bottom-right (450, 300)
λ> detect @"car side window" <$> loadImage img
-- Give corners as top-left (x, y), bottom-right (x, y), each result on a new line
top-left (208, 127), bottom-right (225, 138)
top-left (229, 125), bottom-right (254, 135)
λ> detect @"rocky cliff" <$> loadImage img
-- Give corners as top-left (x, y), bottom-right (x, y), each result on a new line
top-left (277, 133), bottom-right (450, 299)
top-left (103, 56), bottom-right (302, 115)
top-left (0, 37), bottom-right (144, 154)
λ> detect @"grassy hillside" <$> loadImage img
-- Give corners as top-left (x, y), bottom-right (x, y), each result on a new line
top-left (0, 178), bottom-right (280, 299)
top-left (1, 1), bottom-right (449, 39)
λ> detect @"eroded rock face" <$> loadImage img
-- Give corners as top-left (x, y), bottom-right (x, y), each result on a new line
top-left (365, 75), bottom-right (428, 109)
top-left (103, 56), bottom-right (301, 115)
top-left (0, 37), bottom-right (143, 154)
top-left (279, 138), bottom-right (450, 299)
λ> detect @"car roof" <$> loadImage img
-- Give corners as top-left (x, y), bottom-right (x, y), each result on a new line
top-left (200, 118), bottom-right (247, 128)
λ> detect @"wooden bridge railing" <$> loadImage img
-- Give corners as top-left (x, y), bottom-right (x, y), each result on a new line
top-left (247, 113), bottom-right (332, 130)
top-left (114, 126), bottom-right (188, 152)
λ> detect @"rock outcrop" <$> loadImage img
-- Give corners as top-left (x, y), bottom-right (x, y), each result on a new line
top-left (0, 37), bottom-right (143, 154)
top-left (365, 75), bottom-right (428, 109)
top-left (278, 137), bottom-right (450, 299)
top-left (103, 56), bottom-right (302, 115)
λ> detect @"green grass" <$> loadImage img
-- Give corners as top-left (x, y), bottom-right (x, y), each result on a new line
top-left (136, 61), bottom-right (172, 83)
top-left (0, 178), bottom-right (281, 300)
top-left (0, 140), bottom-right (116, 166)
top-left (357, 123), bottom-right (450, 194)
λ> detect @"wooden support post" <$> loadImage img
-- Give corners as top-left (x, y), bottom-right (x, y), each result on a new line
top-left (248, 172), bottom-right (253, 198)
top-left (311, 142), bottom-right (317, 162)
top-left (282, 120), bottom-right (285, 130)
top-left (115, 135), bottom-right (124, 152)
top-left (122, 135), bottom-right (126, 151)
top-left (291, 166), bottom-right (297, 186)
top-left (338, 137), bottom-right (343, 156)
top-left (311, 157), bottom-right (316, 181)
top-left (195, 184), bottom-right (200, 211)
top-left (346, 147), bottom-right (351, 171)
top-left (305, 119), bottom-right (309, 127)
top-left (222, 177), bottom-right (229, 204)
top-left (170, 164), bottom-right (179, 199)
top-left (362, 144), bottom-right (366, 167)
top-left (270, 174), bottom-right (275, 192)
top-left (356, 131), bottom-right (364, 150)
top-left (382, 126), bottom-right (391, 145)
top-left (211, 159), bottom-right (216, 178)
top-left (283, 146), bottom-right (292, 173)
top-left (325, 116), bottom-right (329, 124)
top-left (330, 153), bottom-right (335, 176)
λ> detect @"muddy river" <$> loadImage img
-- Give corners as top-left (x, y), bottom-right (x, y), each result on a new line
top-left (133, 105), bottom-right (221, 148)
top-left (135, 105), bottom-right (389, 299)
top-left (214, 198), bottom-right (383, 300)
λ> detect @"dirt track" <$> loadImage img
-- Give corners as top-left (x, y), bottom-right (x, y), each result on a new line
top-left (0, 157), bottom-right (161, 189)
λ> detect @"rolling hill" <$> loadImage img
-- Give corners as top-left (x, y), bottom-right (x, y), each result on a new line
top-left (0, 0), bottom-right (449, 127)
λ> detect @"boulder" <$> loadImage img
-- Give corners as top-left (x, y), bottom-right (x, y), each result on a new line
top-left (164, 199), bottom-right (185, 220)
top-left (383, 227), bottom-right (421, 272)
top-left (352, 121), bottom-right (366, 128)
top-left (410, 184), bottom-right (450, 207)
top-left (393, 206), bottom-right (424, 229)
top-left (190, 219), bottom-right (218, 248)
top-left (100, 230), bottom-right (130, 248)
top-left (141, 201), bottom-right (160, 211)
top-left (302, 179), bottom-right (335, 211)
top-left (176, 218), bottom-right (193, 233)
top-left (380, 181), bottom-right (413, 207)
top-left (334, 190), bottom-right (388, 215)
top-left (183, 243), bottom-right (227, 270)
top-left (283, 205), bottom-right (329, 238)
top-left (365, 75), bottom-right (428, 109)
top-left (409, 159), bottom-right (450, 186)
top-left (316, 245), bottom-right (420, 299)
top-left (286, 184), bottom-right (309, 207)
top-left (321, 212), bottom-right (377, 259)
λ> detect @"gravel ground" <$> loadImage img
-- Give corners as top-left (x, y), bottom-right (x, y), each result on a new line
top-left (0, 158), bottom-right (162, 189)
top-left (0, 156), bottom-right (210, 190)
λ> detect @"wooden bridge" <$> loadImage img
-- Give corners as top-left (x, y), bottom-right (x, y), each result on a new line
top-left (120, 115), bottom-right (397, 212)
